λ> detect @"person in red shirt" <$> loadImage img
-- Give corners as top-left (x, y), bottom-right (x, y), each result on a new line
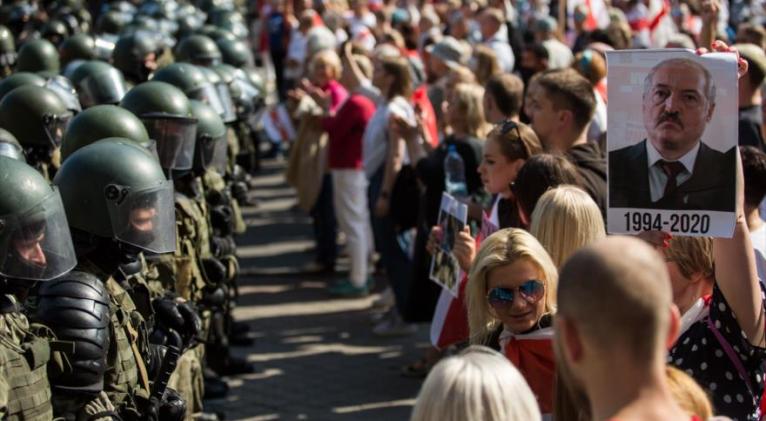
top-left (309, 51), bottom-right (378, 296)
top-left (555, 236), bottom-right (690, 421)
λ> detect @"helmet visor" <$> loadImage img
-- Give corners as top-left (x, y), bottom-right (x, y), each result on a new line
top-left (94, 35), bottom-right (117, 61)
top-left (79, 68), bottom-right (127, 107)
top-left (0, 188), bottom-right (77, 281)
top-left (45, 77), bottom-right (82, 114)
top-left (105, 179), bottom-right (176, 254)
top-left (141, 114), bottom-right (197, 171)
top-left (195, 133), bottom-right (227, 172)
top-left (216, 83), bottom-right (237, 123)
top-left (0, 52), bottom-right (16, 68)
top-left (191, 82), bottom-right (226, 117)
top-left (43, 112), bottom-right (73, 147)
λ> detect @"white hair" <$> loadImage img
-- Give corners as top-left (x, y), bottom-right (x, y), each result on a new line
top-left (410, 346), bottom-right (542, 421)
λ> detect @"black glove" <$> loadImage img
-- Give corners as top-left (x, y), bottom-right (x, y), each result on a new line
top-left (158, 388), bottom-right (186, 421)
top-left (210, 205), bottom-right (233, 236)
top-left (200, 257), bottom-right (227, 286)
top-left (151, 298), bottom-right (202, 349)
top-left (210, 235), bottom-right (236, 257)
top-left (200, 285), bottom-right (227, 309)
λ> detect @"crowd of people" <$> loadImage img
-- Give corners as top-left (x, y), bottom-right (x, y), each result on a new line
top-left (0, 0), bottom-right (762, 418)
top-left (276, 0), bottom-right (766, 419)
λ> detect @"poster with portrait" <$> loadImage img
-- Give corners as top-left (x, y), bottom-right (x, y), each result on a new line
top-left (606, 49), bottom-right (738, 238)
top-left (429, 193), bottom-right (468, 297)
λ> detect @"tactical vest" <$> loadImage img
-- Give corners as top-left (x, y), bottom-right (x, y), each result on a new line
top-left (173, 190), bottom-right (210, 301)
top-left (103, 277), bottom-right (150, 411)
top-left (0, 297), bottom-right (53, 421)
top-left (202, 169), bottom-right (246, 235)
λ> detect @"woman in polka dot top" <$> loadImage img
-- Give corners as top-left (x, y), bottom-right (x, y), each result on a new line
top-left (659, 182), bottom-right (766, 420)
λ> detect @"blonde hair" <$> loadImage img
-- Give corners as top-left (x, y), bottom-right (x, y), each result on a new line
top-left (666, 366), bottom-right (714, 419)
top-left (466, 229), bottom-right (558, 345)
top-left (664, 236), bottom-right (714, 280)
top-left (309, 49), bottom-right (342, 81)
top-left (411, 346), bottom-right (541, 421)
top-left (449, 82), bottom-right (491, 139)
top-left (529, 186), bottom-right (606, 268)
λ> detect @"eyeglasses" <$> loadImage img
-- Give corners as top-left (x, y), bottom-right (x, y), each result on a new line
top-left (486, 280), bottom-right (545, 309)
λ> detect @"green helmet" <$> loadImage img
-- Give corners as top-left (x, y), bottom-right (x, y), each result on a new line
top-left (60, 105), bottom-right (150, 161)
top-left (69, 60), bottom-right (127, 107)
top-left (151, 62), bottom-right (227, 118)
top-left (0, 85), bottom-right (72, 148)
top-left (189, 100), bottom-right (226, 173)
top-left (0, 25), bottom-right (16, 69)
top-left (0, 72), bottom-right (46, 100)
top-left (217, 38), bottom-right (253, 68)
top-left (53, 138), bottom-right (176, 254)
top-left (175, 34), bottom-right (221, 66)
top-left (95, 10), bottom-right (126, 35)
top-left (121, 81), bottom-right (197, 172)
top-left (16, 39), bottom-right (61, 73)
top-left (40, 19), bottom-right (69, 45)
top-left (59, 33), bottom-right (96, 66)
top-left (0, 128), bottom-right (24, 162)
top-left (0, 156), bottom-right (77, 281)
top-left (112, 31), bottom-right (159, 83)
top-left (207, 28), bottom-right (236, 43)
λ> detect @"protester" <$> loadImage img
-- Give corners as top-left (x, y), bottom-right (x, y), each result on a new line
top-left (571, 49), bottom-right (607, 144)
top-left (314, 53), bottom-right (377, 296)
top-left (478, 8), bottom-right (514, 73)
top-left (736, 43), bottom-right (766, 151)
top-left (466, 228), bottom-right (558, 413)
top-left (513, 153), bottom-right (584, 228)
top-left (555, 236), bottom-right (690, 421)
top-left (483, 73), bottom-right (525, 124)
top-left (525, 69), bottom-right (606, 214)
top-left (410, 346), bottom-right (541, 421)
top-left (529, 185), bottom-right (606, 268)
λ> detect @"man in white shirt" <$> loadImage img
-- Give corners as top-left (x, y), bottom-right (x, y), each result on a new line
top-left (478, 8), bottom-right (515, 73)
top-left (609, 57), bottom-right (737, 211)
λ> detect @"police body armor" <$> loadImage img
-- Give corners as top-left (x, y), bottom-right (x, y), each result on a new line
top-left (0, 295), bottom-right (53, 421)
top-left (78, 259), bottom-right (151, 415)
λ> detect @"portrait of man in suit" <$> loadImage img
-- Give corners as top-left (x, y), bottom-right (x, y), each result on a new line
top-left (609, 57), bottom-right (736, 211)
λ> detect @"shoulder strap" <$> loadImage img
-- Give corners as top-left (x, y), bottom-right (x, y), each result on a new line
top-left (706, 315), bottom-right (757, 399)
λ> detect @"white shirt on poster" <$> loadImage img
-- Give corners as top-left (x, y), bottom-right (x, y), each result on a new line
top-left (646, 140), bottom-right (700, 202)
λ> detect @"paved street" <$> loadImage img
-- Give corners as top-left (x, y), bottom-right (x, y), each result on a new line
top-left (209, 159), bottom-right (430, 420)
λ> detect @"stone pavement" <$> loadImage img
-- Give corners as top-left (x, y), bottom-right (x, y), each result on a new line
top-left (209, 159), bottom-right (431, 421)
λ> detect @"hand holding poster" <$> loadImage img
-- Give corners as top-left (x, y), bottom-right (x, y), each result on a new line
top-left (429, 193), bottom-right (468, 297)
top-left (606, 49), bottom-right (738, 237)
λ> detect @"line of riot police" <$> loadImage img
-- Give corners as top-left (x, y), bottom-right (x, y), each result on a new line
top-left (0, 0), bottom-right (269, 419)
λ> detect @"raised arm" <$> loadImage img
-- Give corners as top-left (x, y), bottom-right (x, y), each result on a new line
top-left (713, 152), bottom-right (766, 347)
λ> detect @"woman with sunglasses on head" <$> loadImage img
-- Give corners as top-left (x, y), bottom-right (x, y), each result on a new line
top-left (465, 228), bottom-right (558, 415)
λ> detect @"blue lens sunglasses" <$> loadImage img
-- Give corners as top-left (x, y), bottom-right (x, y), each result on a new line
top-left (486, 280), bottom-right (545, 307)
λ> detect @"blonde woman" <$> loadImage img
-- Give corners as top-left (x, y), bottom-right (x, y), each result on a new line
top-left (529, 185), bottom-right (606, 268)
top-left (466, 228), bottom-right (558, 414)
top-left (411, 346), bottom-right (541, 421)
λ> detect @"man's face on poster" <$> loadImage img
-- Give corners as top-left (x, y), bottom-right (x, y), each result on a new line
top-left (642, 60), bottom-right (716, 159)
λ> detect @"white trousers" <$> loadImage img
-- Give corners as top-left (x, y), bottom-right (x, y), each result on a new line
top-left (332, 169), bottom-right (373, 287)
